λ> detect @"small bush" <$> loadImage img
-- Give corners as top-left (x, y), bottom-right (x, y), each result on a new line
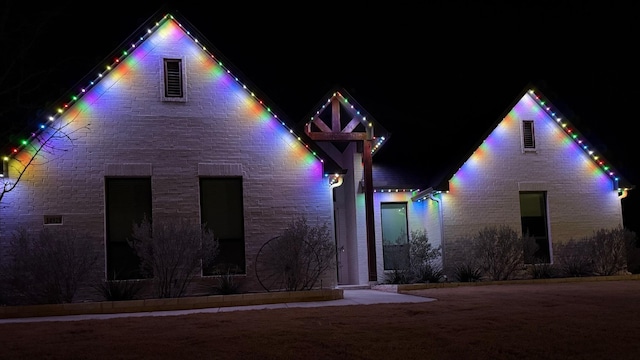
top-left (588, 226), bottom-right (631, 276)
top-left (413, 265), bottom-right (444, 283)
top-left (408, 229), bottom-right (443, 283)
top-left (129, 217), bottom-right (219, 298)
top-left (555, 239), bottom-right (593, 277)
top-left (1, 227), bottom-right (99, 305)
top-left (454, 263), bottom-right (483, 282)
top-left (469, 225), bottom-right (525, 281)
top-left (94, 279), bottom-right (145, 301)
top-left (211, 265), bottom-right (243, 295)
top-left (255, 216), bottom-right (336, 291)
top-left (529, 263), bottom-right (557, 279)
top-left (384, 269), bottom-right (412, 284)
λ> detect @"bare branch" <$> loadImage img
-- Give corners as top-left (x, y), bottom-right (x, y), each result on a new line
top-left (0, 120), bottom-right (89, 203)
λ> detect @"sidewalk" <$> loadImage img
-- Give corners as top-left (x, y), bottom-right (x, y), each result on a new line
top-left (0, 289), bottom-right (435, 324)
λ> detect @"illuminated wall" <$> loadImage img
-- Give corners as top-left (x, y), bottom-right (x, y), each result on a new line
top-left (441, 90), bottom-right (624, 270)
top-left (372, 190), bottom-right (440, 279)
top-left (0, 15), bottom-right (334, 292)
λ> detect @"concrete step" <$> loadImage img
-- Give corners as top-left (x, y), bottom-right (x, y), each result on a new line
top-left (337, 284), bottom-right (371, 290)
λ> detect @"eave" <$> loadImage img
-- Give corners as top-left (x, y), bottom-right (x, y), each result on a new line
top-left (434, 83), bottom-right (634, 195)
top-left (2, 8), bottom-right (345, 178)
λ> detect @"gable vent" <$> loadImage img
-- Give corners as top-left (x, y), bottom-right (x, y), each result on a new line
top-left (522, 120), bottom-right (536, 149)
top-left (164, 58), bottom-right (183, 98)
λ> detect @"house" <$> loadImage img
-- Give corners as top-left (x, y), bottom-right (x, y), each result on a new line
top-left (0, 10), bottom-right (634, 301)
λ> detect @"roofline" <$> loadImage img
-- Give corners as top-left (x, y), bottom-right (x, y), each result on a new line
top-left (434, 82), bottom-right (634, 193)
top-left (2, 8), bottom-right (345, 176)
top-left (298, 86), bottom-right (392, 158)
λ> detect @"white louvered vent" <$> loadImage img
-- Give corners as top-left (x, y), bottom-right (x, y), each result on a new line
top-left (164, 58), bottom-right (183, 98)
top-left (522, 120), bottom-right (536, 150)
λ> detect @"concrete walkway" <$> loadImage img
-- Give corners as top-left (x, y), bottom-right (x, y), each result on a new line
top-left (0, 289), bottom-right (435, 324)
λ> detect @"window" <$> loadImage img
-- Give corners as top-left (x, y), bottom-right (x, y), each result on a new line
top-left (162, 58), bottom-right (185, 101)
top-left (522, 120), bottom-right (536, 150)
top-left (520, 191), bottom-right (550, 263)
top-left (381, 202), bottom-right (410, 270)
top-left (105, 177), bottom-right (152, 279)
top-left (200, 177), bottom-right (245, 275)
top-left (1, 159), bottom-right (6, 178)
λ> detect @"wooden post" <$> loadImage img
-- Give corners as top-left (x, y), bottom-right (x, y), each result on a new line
top-left (363, 139), bottom-right (377, 281)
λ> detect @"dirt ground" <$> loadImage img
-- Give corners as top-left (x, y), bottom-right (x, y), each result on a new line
top-left (1, 279), bottom-right (640, 360)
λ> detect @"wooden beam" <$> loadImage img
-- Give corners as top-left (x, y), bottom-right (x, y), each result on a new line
top-left (312, 116), bottom-right (332, 133)
top-left (332, 97), bottom-right (340, 131)
top-left (306, 132), bottom-right (369, 141)
top-left (342, 117), bottom-right (362, 133)
top-left (363, 139), bottom-right (377, 282)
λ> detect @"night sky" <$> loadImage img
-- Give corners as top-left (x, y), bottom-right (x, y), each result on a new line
top-left (1, 1), bottom-right (638, 232)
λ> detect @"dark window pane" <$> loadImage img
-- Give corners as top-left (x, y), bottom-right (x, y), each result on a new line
top-left (381, 202), bottom-right (409, 270)
top-left (105, 178), bottom-right (152, 279)
top-left (520, 192), bottom-right (550, 263)
top-left (200, 177), bottom-right (245, 275)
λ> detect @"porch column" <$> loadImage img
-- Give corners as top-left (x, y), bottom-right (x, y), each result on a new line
top-left (363, 139), bottom-right (377, 281)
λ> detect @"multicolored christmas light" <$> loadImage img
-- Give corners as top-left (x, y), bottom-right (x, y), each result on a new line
top-left (2, 14), bottom-right (337, 178)
top-left (527, 89), bottom-right (629, 193)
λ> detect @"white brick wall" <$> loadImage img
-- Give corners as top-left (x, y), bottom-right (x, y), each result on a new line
top-left (0, 20), bottom-right (335, 295)
top-left (441, 93), bottom-right (624, 275)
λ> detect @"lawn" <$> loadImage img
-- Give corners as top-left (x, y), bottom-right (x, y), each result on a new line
top-left (1, 279), bottom-right (639, 359)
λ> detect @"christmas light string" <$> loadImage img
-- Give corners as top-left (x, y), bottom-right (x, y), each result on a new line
top-left (2, 14), bottom-right (342, 179)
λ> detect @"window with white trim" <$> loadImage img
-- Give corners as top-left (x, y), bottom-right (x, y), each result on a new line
top-left (105, 177), bottom-right (152, 280)
top-left (381, 202), bottom-right (410, 270)
top-left (200, 177), bottom-right (246, 275)
top-left (520, 191), bottom-right (550, 264)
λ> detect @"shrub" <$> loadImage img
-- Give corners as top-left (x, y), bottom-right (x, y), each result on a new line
top-left (384, 268), bottom-right (412, 284)
top-left (1, 227), bottom-right (99, 305)
top-left (588, 226), bottom-right (631, 276)
top-left (129, 217), bottom-right (219, 298)
top-left (211, 265), bottom-right (243, 295)
top-left (255, 216), bottom-right (336, 291)
top-left (454, 263), bottom-right (483, 282)
top-left (408, 229), bottom-right (443, 283)
top-left (94, 279), bottom-right (145, 301)
top-left (529, 263), bottom-right (558, 279)
top-left (470, 225), bottom-right (525, 281)
top-left (555, 239), bottom-right (593, 277)
top-left (413, 265), bottom-right (444, 283)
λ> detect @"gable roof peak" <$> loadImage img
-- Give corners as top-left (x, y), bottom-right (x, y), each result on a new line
top-left (302, 86), bottom-right (391, 157)
top-left (432, 83), bottom-right (633, 194)
top-left (2, 8), bottom-right (346, 177)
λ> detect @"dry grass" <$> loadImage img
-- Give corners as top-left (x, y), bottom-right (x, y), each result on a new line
top-left (1, 280), bottom-right (640, 359)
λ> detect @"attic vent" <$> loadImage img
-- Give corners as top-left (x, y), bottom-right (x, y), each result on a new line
top-left (522, 120), bottom-right (536, 150)
top-left (162, 58), bottom-right (185, 101)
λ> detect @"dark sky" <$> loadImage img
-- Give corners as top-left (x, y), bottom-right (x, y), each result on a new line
top-left (1, 1), bottom-right (638, 232)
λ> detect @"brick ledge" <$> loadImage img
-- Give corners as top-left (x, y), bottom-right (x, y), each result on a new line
top-left (372, 274), bottom-right (640, 293)
top-left (0, 288), bottom-right (344, 319)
